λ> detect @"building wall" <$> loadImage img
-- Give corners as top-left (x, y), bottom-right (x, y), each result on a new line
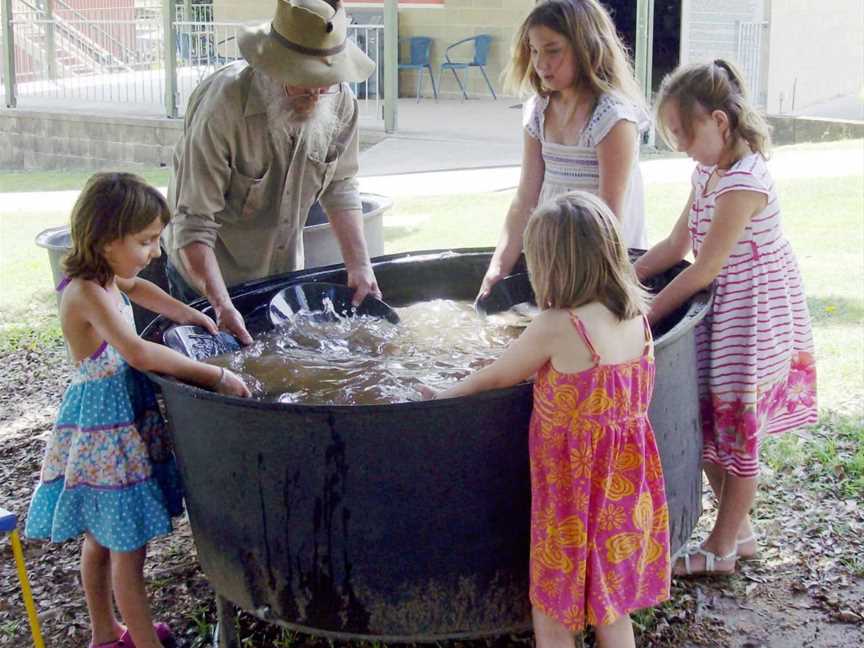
top-left (680, 0), bottom-right (767, 104)
top-left (212, 1), bottom-right (532, 100)
top-left (395, 0), bottom-right (531, 100)
top-left (764, 0), bottom-right (863, 115)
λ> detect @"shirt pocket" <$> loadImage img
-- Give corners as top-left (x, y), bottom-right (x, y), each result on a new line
top-left (304, 155), bottom-right (339, 205)
top-left (224, 168), bottom-right (271, 222)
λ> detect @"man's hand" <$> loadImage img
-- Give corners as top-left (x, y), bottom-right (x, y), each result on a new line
top-left (346, 263), bottom-right (381, 306)
top-left (214, 301), bottom-right (253, 345)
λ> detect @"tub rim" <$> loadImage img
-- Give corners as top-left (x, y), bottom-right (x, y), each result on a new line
top-left (145, 247), bottom-right (711, 411)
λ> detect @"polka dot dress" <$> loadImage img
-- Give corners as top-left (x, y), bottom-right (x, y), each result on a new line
top-left (25, 292), bottom-right (183, 552)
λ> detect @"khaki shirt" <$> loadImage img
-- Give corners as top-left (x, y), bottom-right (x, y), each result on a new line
top-left (163, 61), bottom-right (362, 289)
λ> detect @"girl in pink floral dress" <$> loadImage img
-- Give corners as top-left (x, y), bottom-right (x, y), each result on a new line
top-left (635, 60), bottom-right (817, 577)
top-left (25, 173), bottom-right (249, 648)
top-left (429, 191), bottom-right (670, 648)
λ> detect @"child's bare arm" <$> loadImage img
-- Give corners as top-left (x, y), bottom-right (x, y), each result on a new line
top-left (480, 131), bottom-right (545, 298)
top-left (435, 312), bottom-right (554, 399)
top-left (596, 120), bottom-right (638, 221)
top-left (80, 283), bottom-right (249, 396)
top-left (117, 276), bottom-right (218, 333)
top-left (647, 189), bottom-right (765, 324)
top-left (634, 189), bottom-right (694, 283)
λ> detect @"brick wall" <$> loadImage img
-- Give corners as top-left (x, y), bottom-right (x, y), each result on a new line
top-left (0, 110), bottom-right (182, 171)
top-left (397, 0), bottom-right (531, 100)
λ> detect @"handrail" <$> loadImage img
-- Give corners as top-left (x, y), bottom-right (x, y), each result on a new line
top-left (53, 0), bottom-right (138, 62)
top-left (14, 0), bottom-right (137, 72)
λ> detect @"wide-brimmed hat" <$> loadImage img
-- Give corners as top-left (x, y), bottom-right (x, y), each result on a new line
top-left (238, 0), bottom-right (375, 87)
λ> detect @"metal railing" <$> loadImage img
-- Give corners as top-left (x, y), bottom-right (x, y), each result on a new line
top-left (2, 3), bottom-right (383, 118)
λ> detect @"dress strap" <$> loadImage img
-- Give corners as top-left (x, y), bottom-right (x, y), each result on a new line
top-left (56, 275), bottom-right (71, 292)
top-left (641, 314), bottom-right (653, 356)
top-left (568, 312), bottom-right (601, 366)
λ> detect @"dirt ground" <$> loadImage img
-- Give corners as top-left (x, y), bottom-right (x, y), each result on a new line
top-left (1, 342), bottom-right (862, 647)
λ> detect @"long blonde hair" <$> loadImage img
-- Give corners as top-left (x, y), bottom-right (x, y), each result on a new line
top-left (64, 172), bottom-right (170, 286)
top-left (656, 59), bottom-right (771, 157)
top-left (505, 0), bottom-right (643, 105)
top-left (524, 191), bottom-right (649, 320)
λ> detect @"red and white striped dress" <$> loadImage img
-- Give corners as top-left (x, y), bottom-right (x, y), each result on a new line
top-left (689, 153), bottom-right (817, 478)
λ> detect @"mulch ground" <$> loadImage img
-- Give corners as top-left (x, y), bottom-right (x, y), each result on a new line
top-left (1, 342), bottom-right (862, 647)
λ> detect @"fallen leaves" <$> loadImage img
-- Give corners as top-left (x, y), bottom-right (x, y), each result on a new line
top-left (1, 344), bottom-right (863, 647)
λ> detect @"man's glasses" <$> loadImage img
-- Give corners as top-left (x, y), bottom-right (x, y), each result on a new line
top-left (286, 85), bottom-right (342, 99)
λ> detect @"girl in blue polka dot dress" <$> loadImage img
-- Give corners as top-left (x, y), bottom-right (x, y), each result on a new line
top-left (25, 173), bottom-right (250, 648)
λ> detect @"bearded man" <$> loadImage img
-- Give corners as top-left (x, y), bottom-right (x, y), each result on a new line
top-left (162, 0), bottom-right (380, 344)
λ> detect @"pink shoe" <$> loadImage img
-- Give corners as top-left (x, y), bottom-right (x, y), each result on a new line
top-left (89, 640), bottom-right (125, 648)
top-left (118, 623), bottom-right (175, 648)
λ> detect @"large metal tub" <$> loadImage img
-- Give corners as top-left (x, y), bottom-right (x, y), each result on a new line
top-left (142, 249), bottom-right (708, 643)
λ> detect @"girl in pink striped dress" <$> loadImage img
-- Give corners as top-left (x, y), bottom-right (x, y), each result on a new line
top-left (635, 60), bottom-right (817, 577)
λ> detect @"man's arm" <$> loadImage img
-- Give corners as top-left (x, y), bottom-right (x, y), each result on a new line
top-left (167, 80), bottom-right (252, 343)
top-left (319, 92), bottom-right (380, 304)
top-left (179, 242), bottom-right (253, 344)
top-left (324, 207), bottom-right (380, 303)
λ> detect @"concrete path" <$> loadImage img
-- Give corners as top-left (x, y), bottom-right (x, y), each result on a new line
top-left (1, 94), bottom-right (861, 211)
top-left (358, 141), bottom-right (863, 197)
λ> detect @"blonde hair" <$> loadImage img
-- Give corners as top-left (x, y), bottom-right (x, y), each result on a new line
top-left (524, 191), bottom-right (649, 320)
top-left (505, 0), bottom-right (643, 105)
top-left (656, 59), bottom-right (771, 157)
top-left (64, 172), bottom-right (170, 286)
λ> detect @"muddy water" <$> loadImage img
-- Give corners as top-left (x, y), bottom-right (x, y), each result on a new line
top-left (209, 299), bottom-right (525, 405)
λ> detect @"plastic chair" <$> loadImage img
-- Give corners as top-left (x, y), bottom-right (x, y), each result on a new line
top-left (1, 507), bottom-right (45, 648)
top-left (439, 34), bottom-right (497, 100)
top-left (398, 36), bottom-right (438, 103)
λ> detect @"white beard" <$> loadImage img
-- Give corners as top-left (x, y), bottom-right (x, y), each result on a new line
top-left (253, 70), bottom-right (342, 157)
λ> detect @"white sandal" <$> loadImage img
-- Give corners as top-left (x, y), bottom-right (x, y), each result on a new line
top-left (673, 544), bottom-right (737, 576)
top-left (736, 533), bottom-right (758, 560)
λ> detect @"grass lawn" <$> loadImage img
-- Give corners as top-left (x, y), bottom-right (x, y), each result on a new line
top-left (2, 141), bottom-right (862, 418)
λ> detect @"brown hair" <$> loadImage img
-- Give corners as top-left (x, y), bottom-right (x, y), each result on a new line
top-left (656, 59), bottom-right (771, 156)
top-left (524, 190), bottom-right (649, 320)
top-left (505, 0), bottom-right (643, 105)
top-left (63, 172), bottom-right (170, 286)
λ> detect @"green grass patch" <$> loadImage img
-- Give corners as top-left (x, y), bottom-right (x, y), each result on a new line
top-left (763, 410), bottom-right (864, 501)
top-left (0, 167), bottom-right (172, 193)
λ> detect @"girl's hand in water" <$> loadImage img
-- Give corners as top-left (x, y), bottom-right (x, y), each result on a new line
top-left (181, 307), bottom-right (219, 335)
top-left (477, 263), bottom-right (506, 301)
top-left (213, 367), bottom-right (252, 398)
top-left (416, 384), bottom-right (438, 401)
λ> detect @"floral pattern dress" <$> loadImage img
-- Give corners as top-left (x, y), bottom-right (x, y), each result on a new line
top-left (26, 282), bottom-right (183, 551)
top-left (529, 313), bottom-right (670, 631)
top-left (689, 153), bottom-right (818, 477)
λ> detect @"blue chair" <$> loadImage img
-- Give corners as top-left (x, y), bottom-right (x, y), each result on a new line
top-left (398, 36), bottom-right (438, 102)
top-left (439, 34), bottom-right (497, 100)
top-left (1, 507), bottom-right (45, 648)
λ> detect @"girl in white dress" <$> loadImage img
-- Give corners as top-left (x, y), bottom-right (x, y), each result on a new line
top-left (479, 0), bottom-right (650, 299)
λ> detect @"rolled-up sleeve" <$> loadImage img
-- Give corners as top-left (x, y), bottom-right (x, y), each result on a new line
top-left (318, 96), bottom-right (363, 215)
top-left (170, 109), bottom-right (233, 251)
